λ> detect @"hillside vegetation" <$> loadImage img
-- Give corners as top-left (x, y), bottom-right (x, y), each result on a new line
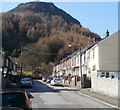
top-left (2, 2), bottom-right (101, 76)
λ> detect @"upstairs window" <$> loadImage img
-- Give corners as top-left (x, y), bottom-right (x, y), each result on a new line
top-left (87, 52), bottom-right (90, 61)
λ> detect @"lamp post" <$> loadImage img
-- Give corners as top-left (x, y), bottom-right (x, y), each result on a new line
top-left (68, 44), bottom-right (83, 88)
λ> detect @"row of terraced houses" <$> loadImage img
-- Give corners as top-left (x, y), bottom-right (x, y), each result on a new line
top-left (0, 50), bottom-right (19, 89)
top-left (52, 31), bottom-right (120, 98)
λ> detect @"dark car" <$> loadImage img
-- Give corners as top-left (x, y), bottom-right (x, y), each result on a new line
top-left (46, 77), bottom-right (53, 83)
top-left (1, 91), bottom-right (33, 110)
top-left (20, 78), bottom-right (32, 88)
top-left (2, 107), bottom-right (24, 110)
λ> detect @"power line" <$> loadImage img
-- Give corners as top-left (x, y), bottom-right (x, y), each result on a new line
top-left (23, 47), bottom-right (72, 55)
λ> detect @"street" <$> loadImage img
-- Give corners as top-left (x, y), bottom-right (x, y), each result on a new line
top-left (15, 80), bottom-right (112, 109)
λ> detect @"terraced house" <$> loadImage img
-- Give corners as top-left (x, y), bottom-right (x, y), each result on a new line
top-left (52, 31), bottom-right (119, 98)
top-left (88, 31), bottom-right (120, 98)
top-left (0, 50), bottom-right (19, 89)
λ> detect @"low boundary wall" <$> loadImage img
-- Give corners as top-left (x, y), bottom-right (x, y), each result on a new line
top-left (91, 72), bottom-right (119, 99)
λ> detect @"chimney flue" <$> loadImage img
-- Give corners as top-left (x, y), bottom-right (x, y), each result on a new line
top-left (106, 29), bottom-right (109, 37)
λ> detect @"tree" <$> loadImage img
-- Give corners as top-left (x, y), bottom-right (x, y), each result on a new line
top-left (46, 36), bottom-right (64, 61)
top-left (12, 49), bottom-right (21, 58)
top-left (17, 43), bottom-right (51, 75)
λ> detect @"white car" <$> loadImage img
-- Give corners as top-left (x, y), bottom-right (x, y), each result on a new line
top-left (51, 78), bottom-right (63, 86)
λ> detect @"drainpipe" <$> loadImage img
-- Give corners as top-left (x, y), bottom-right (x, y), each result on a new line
top-left (80, 48), bottom-right (83, 89)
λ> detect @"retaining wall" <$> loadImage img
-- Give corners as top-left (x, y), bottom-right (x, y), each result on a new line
top-left (91, 72), bottom-right (119, 99)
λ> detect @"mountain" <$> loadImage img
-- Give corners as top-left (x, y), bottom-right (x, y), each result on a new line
top-left (9, 2), bottom-right (80, 25)
top-left (2, 1), bottom-right (101, 61)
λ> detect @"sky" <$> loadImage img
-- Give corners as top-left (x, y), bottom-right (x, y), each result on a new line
top-left (0, 0), bottom-right (118, 38)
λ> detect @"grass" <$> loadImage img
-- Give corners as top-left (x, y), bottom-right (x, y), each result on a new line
top-left (22, 70), bottom-right (32, 76)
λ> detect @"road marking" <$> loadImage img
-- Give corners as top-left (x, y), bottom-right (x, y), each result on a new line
top-left (77, 91), bottom-right (119, 109)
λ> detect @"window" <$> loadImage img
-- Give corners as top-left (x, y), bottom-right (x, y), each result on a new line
top-left (92, 65), bottom-right (96, 71)
top-left (88, 68), bottom-right (91, 73)
top-left (72, 59), bottom-right (74, 66)
top-left (84, 53), bottom-right (86, 63)
top-left (77, 56), bottom-right (79, 64)
top-left (97, 72), bottom-right (101, 77)
top-left (87, 52), bottom-right (90, 61)
top-left (106, 72), bottom-right (109, 78)
top-left (101, 72), bottom-right (105, 77)
top-left (111, 74), bottom-right (114, 78)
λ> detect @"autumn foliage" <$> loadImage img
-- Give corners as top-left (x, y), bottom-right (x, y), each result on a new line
top-left (2, 2), bottom-right (101, 76)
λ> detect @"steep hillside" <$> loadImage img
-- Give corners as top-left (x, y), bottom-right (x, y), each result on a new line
top-left (2, 1), bottom-right (101, 61)
top-left (9, 2), bottom-right (80, 25)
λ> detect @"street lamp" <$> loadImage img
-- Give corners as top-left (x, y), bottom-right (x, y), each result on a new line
top-left (68, 44), bottom-right (72, 48)
top-left (68, 44), bottom-right (83, 88)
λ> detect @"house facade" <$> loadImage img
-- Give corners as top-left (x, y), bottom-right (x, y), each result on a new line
top-left (0, 50), bottom-right (18, 89)
top-left (88, 31), bottom-right (119, 98)
top-left (52, 31), bottom-right (119, 98)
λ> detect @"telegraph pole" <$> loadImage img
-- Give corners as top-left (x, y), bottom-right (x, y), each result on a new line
top-left (20, 42), bottom-right (22, 78)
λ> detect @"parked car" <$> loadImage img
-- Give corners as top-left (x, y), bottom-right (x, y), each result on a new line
top-left (42, 77), bottom-right (47, 82)
top-left (46, 77), bottom-right (53, 83)
top-left (2, 107), bottom-right (24, 110)
top-left (51, 78), bottom-right (63, 86)
top-left (20, 78), bottom-right (32, 88)
top-left (1, 91), bottom-right (33, 110)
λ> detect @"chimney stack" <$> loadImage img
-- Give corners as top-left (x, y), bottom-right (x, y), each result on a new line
top-left (106, 29), bottom-right (109, 37)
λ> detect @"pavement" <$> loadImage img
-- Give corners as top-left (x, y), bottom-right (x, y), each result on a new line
top-left (63, 85), bottom-right (119, 109)
top-left (79, 88), bottom-right (119, 108)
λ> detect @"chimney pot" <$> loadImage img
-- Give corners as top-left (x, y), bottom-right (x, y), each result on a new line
top-left (106, 29), bottom-right (109, 37)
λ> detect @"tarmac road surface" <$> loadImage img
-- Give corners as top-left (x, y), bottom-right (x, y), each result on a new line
top-left (24, 80), bottom-right (113, 109)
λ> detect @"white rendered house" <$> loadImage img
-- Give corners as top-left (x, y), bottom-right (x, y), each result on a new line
top-left (86, 31), bottom-right (119, 98)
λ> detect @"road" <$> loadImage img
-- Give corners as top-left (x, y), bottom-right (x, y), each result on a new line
top-left (17, 80), bottom-right (112, 109)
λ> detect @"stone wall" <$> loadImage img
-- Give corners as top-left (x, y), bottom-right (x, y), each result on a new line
top-left (91, 72), bottom-right (119, 99)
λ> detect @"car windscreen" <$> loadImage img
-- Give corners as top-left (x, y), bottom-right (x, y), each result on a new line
top-left (21, 79), bottom-right (31, 81)
top-left (48, 78), bottom-right (53, 80)
top-left (2, 93), bottom-right (26, 107)
top-left (55, 78), bottom-right (62, 80)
